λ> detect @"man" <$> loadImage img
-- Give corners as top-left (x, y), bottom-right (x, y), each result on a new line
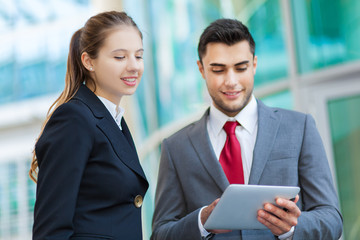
top-left (151, 19), bottom-right (342, 240)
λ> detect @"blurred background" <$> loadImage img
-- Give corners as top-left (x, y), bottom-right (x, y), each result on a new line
top-left (0, 0), bottom-right (359, 239)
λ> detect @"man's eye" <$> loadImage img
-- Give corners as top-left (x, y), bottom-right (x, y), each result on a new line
top-left (136, 56), bottom-right (143, 59)
top-left (212, 69), bottom-right (224, 73)
top-left (237, 68), bottom-right (247, 71)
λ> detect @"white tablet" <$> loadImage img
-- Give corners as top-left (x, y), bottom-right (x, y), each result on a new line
top-left (204, 184), bottom-right (300, 230)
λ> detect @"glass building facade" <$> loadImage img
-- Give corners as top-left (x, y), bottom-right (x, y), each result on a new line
top-left (0, 0), bottom-right (359, 239)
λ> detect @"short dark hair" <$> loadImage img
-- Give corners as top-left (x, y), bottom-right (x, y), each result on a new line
top-left (198, 18), bottom-right (255, 63)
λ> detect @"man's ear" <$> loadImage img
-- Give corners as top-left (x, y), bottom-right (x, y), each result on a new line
top-left (197, 60), bottom-right (206, 79)
top-left (252, 55), bottom-right (258, 75)
top-left (81, 52), bottom-right (94, 71)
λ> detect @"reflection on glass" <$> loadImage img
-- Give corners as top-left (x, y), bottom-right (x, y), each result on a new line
top-left (260, 90), bottom-right (293, 110)
top-left (328, 94), bottom-right (360, 240)
top-left (291, 0), bottom-right (360, 73)
top-left (140, 0), bottom-right (221, 127)
top-left (243, 0), bottom-right (289, 85)
top-left (0, 0), bottom-right (91, 104)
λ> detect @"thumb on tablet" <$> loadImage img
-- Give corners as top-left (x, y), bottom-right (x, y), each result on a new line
top-left (202, 199), bottom-right (232, 234)
top-left (201, 198), bottom-right (220, 225)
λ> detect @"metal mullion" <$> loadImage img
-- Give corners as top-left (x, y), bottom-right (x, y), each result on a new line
top-left (280, 0), bottom-right (301, 111)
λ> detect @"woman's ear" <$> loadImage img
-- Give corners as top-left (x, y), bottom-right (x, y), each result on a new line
top-left (81, 52), bottom-right (94, 72)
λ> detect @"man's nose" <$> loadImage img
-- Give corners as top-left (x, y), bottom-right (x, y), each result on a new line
top-left (224, 70), bottom-right (237, 86)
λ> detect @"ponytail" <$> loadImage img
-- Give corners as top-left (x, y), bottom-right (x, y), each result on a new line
top-left (29, 29), bottom-right (87, 182)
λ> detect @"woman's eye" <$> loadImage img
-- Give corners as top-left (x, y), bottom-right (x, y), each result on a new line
top-left (136, 56), bottom-right (143, 59)
top-left (114, 56), bottom-right (125, 60)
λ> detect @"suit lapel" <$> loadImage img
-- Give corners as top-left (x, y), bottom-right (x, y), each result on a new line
top-left (249, 100), bottom-right (281, 184)
top-left (188, 109), bottom-right (229, 192)
top-left (73, 85), bottom-right (147, 181)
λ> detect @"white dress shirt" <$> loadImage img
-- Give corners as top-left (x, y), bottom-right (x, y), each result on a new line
top-left (199, 95), bottom-right (294, 239)
top-left (97, 96), bottom-right (125, 130)
top-left (207, 95), bottom-right (258, 185)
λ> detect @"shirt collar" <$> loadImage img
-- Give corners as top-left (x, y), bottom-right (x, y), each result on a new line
top-left (97, 96), bottom-right (125, 128)
top-left (209, 95), bottom-right (258, 136)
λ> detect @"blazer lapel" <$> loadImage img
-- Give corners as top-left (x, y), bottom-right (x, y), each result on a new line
top-left (121, 119), bottom-right (136, 150)
top-left (97, 117), bottom-right (147, 181)
top-left (188, 109), bottom-right (229, 192)
top-left (74, 85), bottom-right (147, 181)
top-left (249, 100), bottom-right (281, 184)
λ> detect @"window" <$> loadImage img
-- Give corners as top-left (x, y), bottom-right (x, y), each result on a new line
top-left (328, 94), bottom-right (360, 240)
top-left (291, 0), bottom-right (360, 74)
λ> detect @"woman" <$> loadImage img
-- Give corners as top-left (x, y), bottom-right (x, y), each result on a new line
top-left (29, 11), bottom-right (148, 240)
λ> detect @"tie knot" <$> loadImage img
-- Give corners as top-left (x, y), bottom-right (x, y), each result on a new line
top-left (223, 121), bottom-right (239, 135)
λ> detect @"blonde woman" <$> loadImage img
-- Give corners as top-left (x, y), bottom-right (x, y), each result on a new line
top-left (30, 11), bottom-right (148, 240)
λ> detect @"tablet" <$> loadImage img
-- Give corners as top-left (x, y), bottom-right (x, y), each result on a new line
top-left (204, 184), bottom-right (300, 230)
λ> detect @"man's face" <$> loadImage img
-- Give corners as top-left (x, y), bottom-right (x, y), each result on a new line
top-left (197, 41), bottom-right (257, 117)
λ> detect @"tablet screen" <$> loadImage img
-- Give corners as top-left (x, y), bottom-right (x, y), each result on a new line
top-left (204, 184), bottom-right (300, 230)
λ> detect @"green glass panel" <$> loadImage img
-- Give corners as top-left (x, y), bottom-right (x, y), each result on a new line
top-left (245, 0), bottom-right (289, 85)
top-left (9, 163), bottom-right (18, 216)
top-left (131, 0), bottom-right (222, 129)
top-left (213, 0), bottom-right (289, 86)
top-left (291, 0), bottom-right (360, 74)
top-left (27, 160), bottom-right (36, 232)
top-left (328, 94), bottom-right (360, 240)
top-left (260, 90), bottom-right (293, 110)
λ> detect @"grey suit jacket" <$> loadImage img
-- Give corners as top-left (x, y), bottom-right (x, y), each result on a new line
top-left (151, 100), bottom-right (342, 240)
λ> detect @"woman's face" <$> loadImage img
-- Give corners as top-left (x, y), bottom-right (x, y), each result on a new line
top-left (88, 26), bottom-right (144, 105)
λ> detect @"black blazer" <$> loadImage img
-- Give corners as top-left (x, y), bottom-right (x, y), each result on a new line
top-left (33, 85), bottom-right (148, 240)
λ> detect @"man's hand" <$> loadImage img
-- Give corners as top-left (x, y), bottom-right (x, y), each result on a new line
top-left (201, 198), bottom-right (232, 234)
top-left (257, 195), bottom-right (301, 236)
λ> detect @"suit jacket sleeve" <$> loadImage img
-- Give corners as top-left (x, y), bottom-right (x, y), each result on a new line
top-left (33, 102), bottom-right (93, 240)
top-left (151, 139), bottom-right (203, 240)
top-left (294, 114), bottom-right (343, 239)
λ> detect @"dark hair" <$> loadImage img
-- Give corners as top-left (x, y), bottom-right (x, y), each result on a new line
top-left (198, 18), bottom-right (255, 63)
top-left (29, 11), bottom-right (141, 182)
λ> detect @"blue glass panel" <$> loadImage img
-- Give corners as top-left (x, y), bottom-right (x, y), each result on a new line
top-left (0, 0), bottom-right (91, 105)
top-left (18, 61), bottom-right (48, 100)
top-left (47, 61), bottom-right (66, 94)
top-left (0, 63), bottom-right (15, 104)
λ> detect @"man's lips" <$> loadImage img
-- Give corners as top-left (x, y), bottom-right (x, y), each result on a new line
top-left (222, 90), bottom-right (242, 96)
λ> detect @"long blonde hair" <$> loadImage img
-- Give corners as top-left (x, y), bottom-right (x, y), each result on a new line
top-left (29, 11), bottom-right (142, 182)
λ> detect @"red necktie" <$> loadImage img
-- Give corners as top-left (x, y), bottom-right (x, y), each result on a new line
top-left (219, 121), bottom-right (245, 184)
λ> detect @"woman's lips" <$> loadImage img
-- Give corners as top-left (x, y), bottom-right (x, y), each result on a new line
top-left (121, 77), bottom-right (137, 86)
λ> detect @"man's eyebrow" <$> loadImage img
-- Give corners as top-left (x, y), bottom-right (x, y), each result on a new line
top-left (234, 60), bottom-right (249, 66)
top-left (209, 63), bottom-right (225, 67)
top-left (209, 60), bottom-right (249, 67)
